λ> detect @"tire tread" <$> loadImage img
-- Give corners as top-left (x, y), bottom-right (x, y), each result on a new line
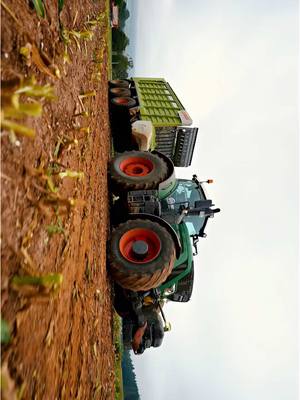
top-left (109, 219), bottom-right (176, 291)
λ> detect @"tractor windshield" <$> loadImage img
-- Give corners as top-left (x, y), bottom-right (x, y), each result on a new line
top-left (171, 180), bottom-right (204, 205)
top-left (163, 180), bottom-right (207, 236)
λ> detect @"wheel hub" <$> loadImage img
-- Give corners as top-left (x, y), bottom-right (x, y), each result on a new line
top-left (119, 228), bottom-right (161, 264)
top-left (132, 240), bottom-right (149, 260)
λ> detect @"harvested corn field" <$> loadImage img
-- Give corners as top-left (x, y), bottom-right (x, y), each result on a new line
top-left (1, 1), bottom-right (115, 398)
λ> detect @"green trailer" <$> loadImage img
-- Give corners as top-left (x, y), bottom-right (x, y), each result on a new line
top-left (132, 77), bottom-right (192, 127)
top-left (109, 77), bottom-right (198, 167)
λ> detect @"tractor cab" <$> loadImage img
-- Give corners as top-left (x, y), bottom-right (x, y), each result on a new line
top-left (161, 175), bottom-right (220, 254)
top-left (157, 175), bottom-right (220, 303)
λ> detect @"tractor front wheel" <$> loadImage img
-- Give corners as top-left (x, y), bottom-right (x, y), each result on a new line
top-left (109, 219), bottom-right (176, 291)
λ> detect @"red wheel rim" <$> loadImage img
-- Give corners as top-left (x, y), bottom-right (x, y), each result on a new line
top-left (119, 157), bottom-right (154, 177)
top-left (114, 97), bottom-right (130, 105)
top-left (119, 228), bottom-right (161, 264)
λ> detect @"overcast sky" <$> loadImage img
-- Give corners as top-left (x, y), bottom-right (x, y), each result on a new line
top-left (125, 1), bottom-right (298, 399)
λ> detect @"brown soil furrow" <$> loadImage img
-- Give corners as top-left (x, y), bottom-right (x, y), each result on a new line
top-left (1, 0), bottom-right (114, 398)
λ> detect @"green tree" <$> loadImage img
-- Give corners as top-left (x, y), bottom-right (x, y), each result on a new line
top-left (113, 54), bottom-right (133, 69)
top-left (112, 54), bottom-right (133, 79)
top-left (119, 2), bottom-right (130, 30)
top-left (112, 66), bottom-right (128, 80)
top-left (112, 29), bottom-right (130, 52)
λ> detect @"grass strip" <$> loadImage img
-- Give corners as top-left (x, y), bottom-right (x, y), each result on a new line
top-left (106, 0), bottom-right (112, 80)
top-left (113, 312), bottom-right (124, 400)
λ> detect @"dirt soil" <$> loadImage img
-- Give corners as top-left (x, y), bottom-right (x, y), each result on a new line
top-left (1, 1), bottom-right (115, 399)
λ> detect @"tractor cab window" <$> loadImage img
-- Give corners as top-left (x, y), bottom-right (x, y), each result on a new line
top-left (170, 180), bottom-right (204, 207)
top-left (184, 215), bottom-right (205, 236)
top-left (163, 180), bottom-right (207, 236)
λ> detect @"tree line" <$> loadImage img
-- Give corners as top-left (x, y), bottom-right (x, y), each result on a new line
top-left (122, 349), bottom-right (141, 400)
top-left (112, 0), bottom-right (133, 79)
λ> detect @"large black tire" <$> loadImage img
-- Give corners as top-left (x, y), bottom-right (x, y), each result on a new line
top-left (111, 97), bottom-right (136, 108)
top-left (109, 79), bottom-right (130, 88)
top-left (113, 284), bottom-right (133, 317)
top-left (110, 88), bottom-right (131, 97)
top-left (110, 151), bottom-right (168, 191)
top-left (109, 219), bottom-right (176, 291)
top-left (168, 263), bottom-right (194, 302)
top-left (122, 308), bottom-right (165, 352)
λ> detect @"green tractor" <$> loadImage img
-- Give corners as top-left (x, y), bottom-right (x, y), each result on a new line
top-left (108, 78), bottom-right (220, 354)
top-left (109, 150), bottom-right (220, 354)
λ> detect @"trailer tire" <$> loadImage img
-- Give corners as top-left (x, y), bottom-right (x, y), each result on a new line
top-left (111, 97), bottom-right (136, 108)
top-left (110, 151), bottom-right (168, 191)
top-left (109, 88), bottom-right (131, 97)
top-left (109, 79), bottom-right (130, 88)
top-left (109, 219), bottom-right (176, 291)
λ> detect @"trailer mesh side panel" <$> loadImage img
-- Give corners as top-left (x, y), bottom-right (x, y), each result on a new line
top-left (133, 78), bottom-right (188, 127)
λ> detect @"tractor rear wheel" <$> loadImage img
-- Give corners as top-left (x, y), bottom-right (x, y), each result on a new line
top-left (110, 151), bottom-right (168, 191)
top-left (109, 219), bottom-right (176, 291)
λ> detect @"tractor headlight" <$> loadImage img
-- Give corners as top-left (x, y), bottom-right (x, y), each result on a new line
top-left (164, 285), bottom-right (176, 296)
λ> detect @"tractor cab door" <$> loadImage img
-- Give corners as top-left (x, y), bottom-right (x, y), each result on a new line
top-left (161, 179), bottom-right (202, 211)
top-left (161, 179), bottom-right (207, 235)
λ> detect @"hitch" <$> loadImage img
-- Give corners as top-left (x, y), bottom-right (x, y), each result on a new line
top-left (192, 235), bottom-right (199, 255)
top-left (153, 290), bottom-right (171, 332)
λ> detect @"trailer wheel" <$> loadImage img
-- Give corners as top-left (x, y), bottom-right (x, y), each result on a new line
top-left (111, 97), bottom-right (136, 108)
top-left (109, 88), bottom-right (131, 97)
top-left (109, 79), bottom-right (130, 88)
top-left (109, 219), bottom-right (176, 291)
top-left (110, 151), bottom-right (168, 191)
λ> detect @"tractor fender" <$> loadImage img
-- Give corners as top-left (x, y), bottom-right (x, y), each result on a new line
top-left (128, 212), bottom-right (182, 259)
top-left (152, 151), bottom-right (176, 199)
